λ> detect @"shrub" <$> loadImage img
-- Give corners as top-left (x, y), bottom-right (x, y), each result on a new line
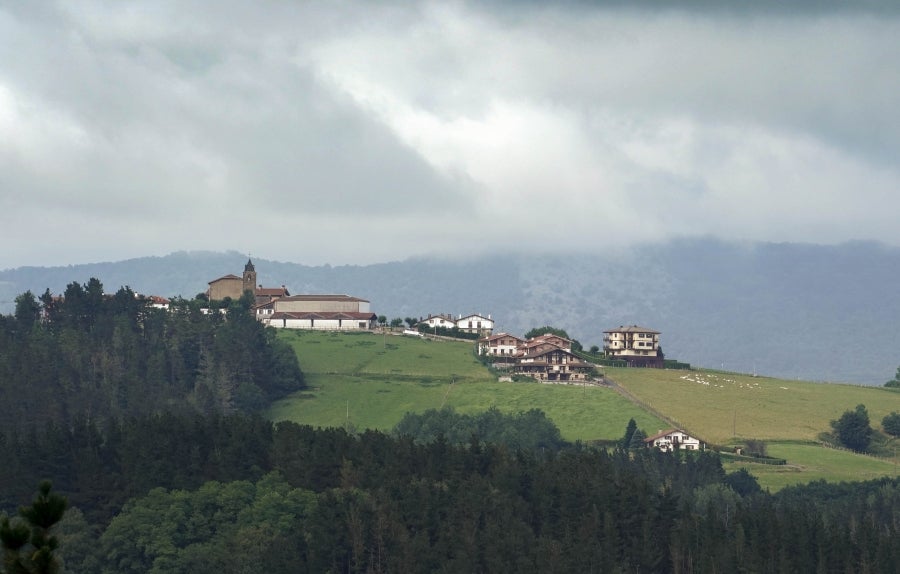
top-left (831, 404), bottom-right (873, 452)
top-left (883, 412), bottom-right (900, 437)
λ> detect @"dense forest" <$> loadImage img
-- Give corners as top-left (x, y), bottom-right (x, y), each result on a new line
top-left (0, 279), bottom-right (304, 434)
top-left (5, 416), bottom-right (900, 573)
top-left (4, 283), bottom-right (900, 572)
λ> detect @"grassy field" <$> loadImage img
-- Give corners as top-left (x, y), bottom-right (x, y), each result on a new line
top-left (721, 441), bottom-right (900, 492)
top-left (269, 331), bottom-right (900, 489)
top-left (605, 367), bottom-right (900, 445)
top-left (269, 330), bottom-right (665, 441)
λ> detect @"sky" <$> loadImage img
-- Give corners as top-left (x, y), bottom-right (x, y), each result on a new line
top-left (1, 1), bottom-right (898, 269)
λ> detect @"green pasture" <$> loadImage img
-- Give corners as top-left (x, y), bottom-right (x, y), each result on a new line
top-left (605, 367), bottom-right (900, 445)
top-left (281, 330), bottom-right (490, 380)
top-left (269, 331), bottom-right (664, 441)
top-left (270, 331), bottom-right (900, 489)
top-left (721, 441), bottom-right (900, 492)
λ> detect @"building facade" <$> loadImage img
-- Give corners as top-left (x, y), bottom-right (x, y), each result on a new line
top-left (456, 313), bottom-right (494, 336)
top-left (603, 325), bottom-right (664, 368)
top-left (644, 429), bottom-right (703, 452)
top-left (477, 333), bottom-right (525, 357)
top-left (256, 295), bottom-right (376, 331)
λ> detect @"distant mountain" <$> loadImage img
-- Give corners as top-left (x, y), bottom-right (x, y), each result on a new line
top-left (2, 239), bottom-right (898, 385)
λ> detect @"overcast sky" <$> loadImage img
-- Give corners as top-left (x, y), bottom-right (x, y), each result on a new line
top-left (1, 1), bottom-right (898, 269)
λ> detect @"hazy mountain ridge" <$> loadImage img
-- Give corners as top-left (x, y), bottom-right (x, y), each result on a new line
top-left (2, 239), bottom-right (898, 385)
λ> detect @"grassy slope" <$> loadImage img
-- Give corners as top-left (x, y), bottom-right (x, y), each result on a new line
top-left (603, 367), bottom-right (900, 445)
top-left (722, 442), bottom-right (899, 492)
top-left (268, 330), bottom-right (664, 441)
top-left (268, 331), bottom-right (900, 491)
top-left (605, 367), bottom-right (900, 491)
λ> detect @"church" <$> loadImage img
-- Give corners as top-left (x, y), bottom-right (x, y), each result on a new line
top-left (207, 259), bottom-right (289, 305)
top-left (207, 259), bottom-right (377, 331)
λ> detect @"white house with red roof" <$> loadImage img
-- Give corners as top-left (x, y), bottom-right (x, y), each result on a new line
top-left (477, 333), bottom-right (525, 357)
top-left (456, 313), bottom-right (494, 336)
top-left (256, 294), bottom-right (377, 331)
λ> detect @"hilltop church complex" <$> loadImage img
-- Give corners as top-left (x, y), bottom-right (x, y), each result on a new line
top-left (207, 259), bottom-right (378, 331)
top-left (207, 260), bottom-right (665, 375)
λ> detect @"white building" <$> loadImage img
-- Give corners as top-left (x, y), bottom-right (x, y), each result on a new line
top-left (644, 429), bottom-right (703, 452)
top-left (603, 325), bottom-right (663, 368)
top-left (456, 313), bottom-right (494, 336)
top-left (256, 295), bottom-right (376, 331)
top-left (477, 333), bottom-right (525, 357)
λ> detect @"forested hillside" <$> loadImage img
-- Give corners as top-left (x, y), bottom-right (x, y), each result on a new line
top-left (0, 280), bottom-right (304, 433)
top-left (6, 416), bottom-right (900, 573)
top-left (4, 281), bottom-right (900, 572)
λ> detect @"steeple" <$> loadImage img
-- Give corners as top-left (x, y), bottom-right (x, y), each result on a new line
top-left (242, 257), bottom-right (257, 294)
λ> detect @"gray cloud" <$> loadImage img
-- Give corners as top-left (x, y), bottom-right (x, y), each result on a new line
top-left (0, 1), bottom-right (898, 268)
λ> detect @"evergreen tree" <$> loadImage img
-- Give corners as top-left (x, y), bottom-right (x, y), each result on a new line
top-left (1, 481), bottom-right (68, 574)
top-left (629, 428), bottom-right (648, 450)
top-left (620, 418), bottom-right (637, 449)
top-left (831, 404), bottom-right (873, 452)
top-left (886, 366), bottom-right (900, 388)
top-left (883, 412), bottom-right (900, 437)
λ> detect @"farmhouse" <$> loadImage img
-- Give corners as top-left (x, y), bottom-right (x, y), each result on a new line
top-left (644, 429), bottom-right (704, 452)
top-left (603, 325), bottom-right (664, 368)
top-left (519, 333), bottom-right (573, 355)
top-left (418, 313), bottom-right (494, 336)
top-left (477, 333), bottom-right (525, 357)
top-left (512, 346), bottom-right (593, 382)
top-left (419, 313), bottom-right (457, 330)
top-left (456, 313), bottom-right (494, 336)
top-left (478, 331), bottom-right (594, 382)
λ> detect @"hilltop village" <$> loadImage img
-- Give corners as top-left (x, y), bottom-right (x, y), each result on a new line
top-left (204, 260), bottom-right (668, 385)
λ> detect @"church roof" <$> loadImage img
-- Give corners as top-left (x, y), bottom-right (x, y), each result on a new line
top-left (208, 274), bottom-right (242, 284)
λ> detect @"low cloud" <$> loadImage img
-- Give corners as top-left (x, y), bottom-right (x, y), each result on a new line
top-left (0, 1), bottom-right (897, 267)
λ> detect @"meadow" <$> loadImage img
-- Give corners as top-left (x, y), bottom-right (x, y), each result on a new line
top-left (721, 441), bottom-right (900, 492)
top-left (269, 330), bottom-right (900, 490)
top-left (604, 367), bottom-right (900, 445)
top-left (269, 330), bottom-right (664, 441)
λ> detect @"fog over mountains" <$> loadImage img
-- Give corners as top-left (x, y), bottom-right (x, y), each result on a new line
top-left (2, 238), bottom-right (898, 386)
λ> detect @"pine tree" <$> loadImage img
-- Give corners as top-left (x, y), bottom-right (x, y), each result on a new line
top-left (1, 480), bottom-right (68, 574)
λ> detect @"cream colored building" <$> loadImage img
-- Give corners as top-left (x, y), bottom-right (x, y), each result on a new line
top-left (603, 325), bottom-right (663, 367)
top-left (477, 333), bottom-right (525, 357)
top-left (208, 259), bottom-right (257, 301)
top-left (256, 295), bottom-right (376, 331)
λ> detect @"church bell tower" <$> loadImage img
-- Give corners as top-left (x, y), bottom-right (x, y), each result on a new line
top-left (242, 258), bottom-right (257, 295)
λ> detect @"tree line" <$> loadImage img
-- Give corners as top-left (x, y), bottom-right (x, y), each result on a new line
top-left (0, 281), bottom-right (304, 434)
top-left (5, 414), bottom-right (900, 573)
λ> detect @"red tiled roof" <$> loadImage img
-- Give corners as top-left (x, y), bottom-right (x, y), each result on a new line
top-left (208, 274), bottom-right (242, 284)
top-left (478, 332), bottom-right (523, 343)
top-left (604, 325), bottom-right (660, 334)
top-left (276, 295), bottom-right (369, 303)
top-left (643, 429), bottom-right (682, 443)
top-left (255, 287), bottom-right (289, 296)
top-left (269, 311), bottom-right (376, 321)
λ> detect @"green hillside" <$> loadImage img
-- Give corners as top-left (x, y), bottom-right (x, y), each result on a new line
top-left (604, 367), bottom-right (900, 445)
top-left (268, 330), bottom-right (664, 441)
top-left (269, 330), bottom-right (900, 491)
